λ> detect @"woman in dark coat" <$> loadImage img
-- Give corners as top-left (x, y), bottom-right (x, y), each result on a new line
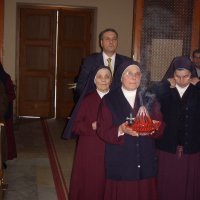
top-left (97, 60), bottom-right (165, 200)
top-left (69, 66), bottom-right (112, 200)
top-left (155, 56), bottom-right (200, 200)
top-left (0, 62), bottom-right (17, 160)
top-left (0, 81), bottom-right (8, 122)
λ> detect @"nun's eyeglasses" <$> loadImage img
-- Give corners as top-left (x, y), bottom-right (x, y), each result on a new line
top-left (124, 71), bottom-right (141, 79)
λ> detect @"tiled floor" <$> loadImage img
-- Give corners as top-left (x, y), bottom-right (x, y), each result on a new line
top-left (2, 118), bottom-right (76, 200)
top-left (46, 118), bottom-right (76, 190)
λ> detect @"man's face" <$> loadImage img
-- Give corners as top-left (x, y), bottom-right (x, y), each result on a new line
top-left (121, 65), bottom-right (141, 91)
top-left (174, 69), bottom-right (191, 88)
top-left (100, 31), bottom-right (118, 55)
top-left (193, 52), bottom-right (200, 68)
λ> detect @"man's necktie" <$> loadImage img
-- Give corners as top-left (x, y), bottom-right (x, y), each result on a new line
top-left (107, 58), bottom-right (113, 75)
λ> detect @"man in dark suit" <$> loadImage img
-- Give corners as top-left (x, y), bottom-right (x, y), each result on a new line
top-left (74, 28), bottom-right (132, 102)
top-left (192, 48), bottom-right (200, 78)
top-left (62, 28), bottom-right (132, 139)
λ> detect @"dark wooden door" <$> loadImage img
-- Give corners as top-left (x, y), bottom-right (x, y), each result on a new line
top-left (17, 6), bottom-right (94, 118)
top-left (18, 7), bottom-right (57, 117)
top-left (132, 0), bottom-right (200, 81)
top-left (56, 8), bottom-right (93, 118)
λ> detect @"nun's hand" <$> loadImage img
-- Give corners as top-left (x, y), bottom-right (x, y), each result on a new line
top-left (92, 121), bottom-right (97, 130)
top-left (119, 122), bottom-right (139, 137)
top-left (129, 130), bottom-right (139, 137)
top-left (118, 122), bottom-right (127, 134)
top-left (167, 78), bottom-right (176, 88)
top-left (190, 77), bottom-right (200, 85)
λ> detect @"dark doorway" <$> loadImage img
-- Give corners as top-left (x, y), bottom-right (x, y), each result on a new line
top-left (17, 5), bottom-right (95, 118)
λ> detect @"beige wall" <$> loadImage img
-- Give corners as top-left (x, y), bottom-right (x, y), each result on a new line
top-left (3, 0), bottom-right (134, 81)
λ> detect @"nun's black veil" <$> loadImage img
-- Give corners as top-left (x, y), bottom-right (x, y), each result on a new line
top-left (162, 56), bottom-right (198, 81)
top-left (62, 66), bottom-right (111, 139)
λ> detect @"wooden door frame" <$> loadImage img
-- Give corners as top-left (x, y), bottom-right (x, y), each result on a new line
top-left (191, 0), bottom-right (200, 54)
top-left (131, 0), bottom-right (144, 62)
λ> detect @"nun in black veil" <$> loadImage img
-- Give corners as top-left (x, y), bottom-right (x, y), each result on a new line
top-left (66, 66), bottom-right (112, 200)
top-left (96, 60), bottom-right (165, 200)
top-left (151, 56), bottom-right (200, 97)
top-left (62, 66), bottom-right (112, 139)
top-left (152, 56), bottom-right (200, 200)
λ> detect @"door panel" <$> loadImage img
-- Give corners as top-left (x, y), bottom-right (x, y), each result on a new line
top-left (56, 9), bottom-right (93, 118)
top-left (132, 0), bottom-right (200, 81)
top-left (18, 8), bottom-right (56, 117)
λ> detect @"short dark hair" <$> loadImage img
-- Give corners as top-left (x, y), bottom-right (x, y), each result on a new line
top-left (192, 48), bottom-right (200, 57)
top-left (99, 28), bottom-right (118, 41)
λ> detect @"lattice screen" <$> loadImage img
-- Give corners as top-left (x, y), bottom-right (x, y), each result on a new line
top-left (140, 0), bottom-right (193, 81)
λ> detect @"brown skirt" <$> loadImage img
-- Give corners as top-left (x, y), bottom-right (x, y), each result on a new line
top-left (104, 177), bottom-right (158, 200)
top-left (157, 150), bottom-right (200, 200)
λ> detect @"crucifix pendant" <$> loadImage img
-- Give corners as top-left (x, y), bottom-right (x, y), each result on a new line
top-left (126, 113), bottom-right (134, 125)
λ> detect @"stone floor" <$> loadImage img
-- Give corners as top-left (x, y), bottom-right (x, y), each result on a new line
top-left (2, 118), bottom-right (76, 200)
